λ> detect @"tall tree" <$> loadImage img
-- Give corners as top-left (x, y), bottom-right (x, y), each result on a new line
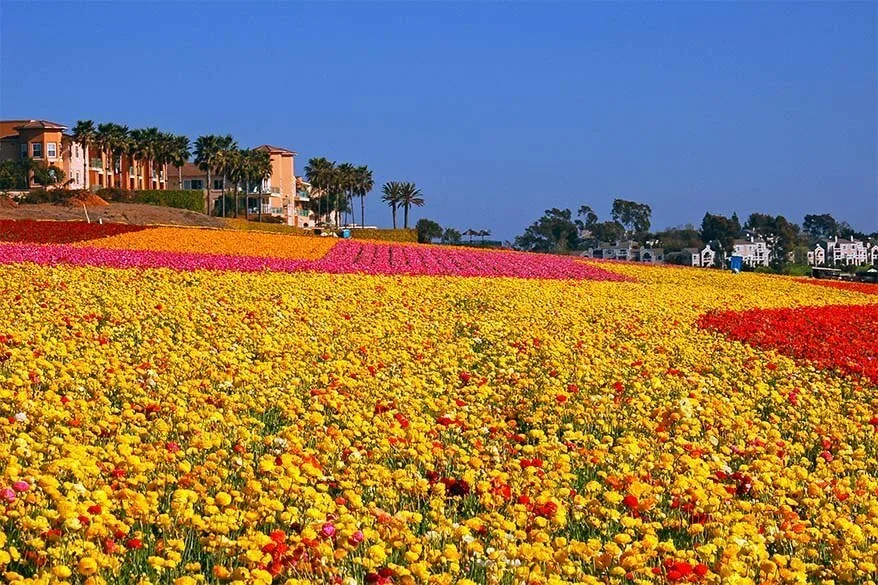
top-left (355, 165), bottom-right (374, 228)
top-left (247, 148), bottom-right (272, 222)
top-left (611, 198), bottom-right (652, 236)
top-left (381, 181), bottom-right (403, 229)
top-left (513, 208), bottom-right (580, 252)
top-left (168, 134), bottom-right (190, 191)
top-left (193, 135), bottom-right (222, 215)
top-left (415, 218), bottom-right (443, 243)
top-left (71, 120), bottom-right (96, 190)
top-left (700, 213), bottom-right (740, 266)
top-left (397, 182), bottom-right (424, 229)
top-left (336, 163), bottom-right (355, 227)
top-left (441, 227), bottom-right (462, 244)
top-left (305, 157), bottom-right (336, 227)
top-left (803, 213), bottom-right (838, 241)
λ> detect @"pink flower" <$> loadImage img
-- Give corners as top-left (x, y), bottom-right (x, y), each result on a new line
top-left (0, 487), bottom-right (16, 502)
top-left (321, 522), bottom-right (336, 538)
top-left (11, 481), bottom-right (29, 493)
top-left (348, 530), bottom-right (364, 546)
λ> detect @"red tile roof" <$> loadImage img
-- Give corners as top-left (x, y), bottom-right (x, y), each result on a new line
top-left (12, 120), bottom-right (67, 130)
top-left (254, 144), bottom-right (297, 155)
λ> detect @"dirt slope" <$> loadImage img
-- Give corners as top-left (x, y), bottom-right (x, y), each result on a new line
top-left (0, 203), bottom-right (226, 227)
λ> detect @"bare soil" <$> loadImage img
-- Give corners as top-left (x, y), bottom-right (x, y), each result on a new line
top-left (0, 203), bottom-right (226, 228)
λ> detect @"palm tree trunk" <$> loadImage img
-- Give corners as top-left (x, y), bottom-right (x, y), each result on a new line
top-left (391, 204), bottom-right (397, 229)
top-left (361, 194), bottom-right (365, 228)
top-left (244, 179), bottom-right (249, 220)
top-left (404, 205), bottom-right (409, 229)
top-left (178, 165), bottom-right (183, 191)
top-left (82, 144), bottom-right (89, 190)
top-left (206, 167), bottom-right (211, 215)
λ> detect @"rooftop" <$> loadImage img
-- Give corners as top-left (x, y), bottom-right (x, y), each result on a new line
top-left (254, 144), bottom-right (297, 155)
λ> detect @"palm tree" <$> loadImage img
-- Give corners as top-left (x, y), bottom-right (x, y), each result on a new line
top-left (168, 134), bottom-right (190, 191)
top-left (305, 157), bottom-right (336, 227)
top-left (381, 181), bottom-right (403, 229)
top-left (336, 163), bottom-right (355, 227)
top-left (354, 165), bottom-right (374, 228)
top-left (96, 123), bottom-right (127, 188)
top-left (248, 148), bottom-right (272, 222)
top-left (194, 135), bottom-right (222, 215)
top-left (397, 182), bottom-right (424, 229)
top-left (226, 148), bottom-right (246, 218)
top-left (212, 135), bottom-right (238, 217)
top-left (71, 120), bottom-right (96, 190)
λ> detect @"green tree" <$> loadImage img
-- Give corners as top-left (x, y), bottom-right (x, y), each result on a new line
top-left (305, 157), bottom-right (337, 227)
top-left (355, 165), bottom-right (374, 228)
top-left (381, 181), bottom-right (403, 229)
top-left (246, 149), bottom-right (272, 221)
top-left (194, 135), bottom-right (223, 215)
top-left (168, 134), bottom-right (191, 191)
top-left (71, 120), bottom-right (97, 190)
top-left (802, 214), bottom-right (838, 241)
top-left (397, 182), bottom-right (424, 229)
top-left (441, 227), bottom-right (462, 244)
top-left (31, 163), bottom-right (65, 187)
top-left (611, 199), bottom-right (652, 235)
top-left (416, 218), bottom-right (443, 243)
top-left (590, 220), bottom-right (624, 244)
top-left (514, 208), bottom-right (580, 252)
top-left (700, 213), bottom-right (741, 266)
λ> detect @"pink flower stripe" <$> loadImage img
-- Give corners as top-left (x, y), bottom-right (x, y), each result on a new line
top-left (0, 243), bottom-right (311, 273)
top-left (315, 240), bottom-right (630, 280)
top-left (0, 240), bottom-right (631, 281)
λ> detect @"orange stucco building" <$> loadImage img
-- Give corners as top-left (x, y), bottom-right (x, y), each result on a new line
top-left (0, 119), bottom-right (167, 191)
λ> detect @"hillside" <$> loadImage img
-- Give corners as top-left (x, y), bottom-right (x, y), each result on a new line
top-left (0, 202), bottom-right (226, 227)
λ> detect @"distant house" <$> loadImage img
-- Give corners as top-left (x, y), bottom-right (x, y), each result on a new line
top-left (732, 234), bottom-right (770, 267)
top-left (825, 236), bottom-right (868, 266)
top-left (166, 144), bottom-right (312, 227)
top-left (807, 245), bottom-right (826, 266)
top-left (639, 248), bottom-right (664, 263)
top-left (680, 244), bottom-right (716, 267)
top-left (870, 243), bottom-right (878, 265)
top-left (589, 240), bottom-right (640, 261)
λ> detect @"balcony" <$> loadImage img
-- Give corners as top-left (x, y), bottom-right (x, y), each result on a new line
top-left (90, 159), bottom-right (103, 170)
top-left (269, 186), bottom-right (281, 195)
top-left (296, 190), bottom-right (310, 202)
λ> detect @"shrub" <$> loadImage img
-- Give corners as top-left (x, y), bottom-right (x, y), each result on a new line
top-left (97, 188), bottom-right (205, 213)
top-left (349, 229), bottom-right (417, 243)
top-left (223, 218), bottom-right (311, 236)
top-left (20, 189), bottom-right (90, 205)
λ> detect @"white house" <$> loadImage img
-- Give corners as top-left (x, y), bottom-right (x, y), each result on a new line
top-left (588, 240), bottom-right (640, 261)
top-left (732, 235), bottom-right (770, 267)
top-left (639, 248), bottom-right (664, 263)
top-left (825, 236), bottom-right (868, 266)
top-left (680, 244), bottom-right (716, 267)
top-left (870, 242), bottom-right (878, 265)
top-left (807, 245), bottom-right (826, 266)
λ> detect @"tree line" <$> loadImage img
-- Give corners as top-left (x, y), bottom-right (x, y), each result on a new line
top-left (514, 199), bottom-right (877, 269)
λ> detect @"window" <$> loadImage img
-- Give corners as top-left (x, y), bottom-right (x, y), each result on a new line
top-left (32, 143), bottom-right (43, 158)
top-left (213, 179), bottom-right (223, 190)
top-left (76, 172), bottom-right (81, 184)
top-left (20, 143), bottom-right (27, 158)
top-left (189, 179), bottom-right (203, 190)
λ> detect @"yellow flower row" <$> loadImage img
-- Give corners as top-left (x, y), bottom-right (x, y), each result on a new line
top-left (75, 227), bottom-right (338, 260)
top-left (0, 261), bottom-right (876, 584)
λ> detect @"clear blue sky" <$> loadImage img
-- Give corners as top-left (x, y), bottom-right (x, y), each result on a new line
top-left (1, 1), bottom-right (875, 238)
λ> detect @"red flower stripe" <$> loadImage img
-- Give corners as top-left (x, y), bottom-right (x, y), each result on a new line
top-left (0, 219), bottom-right (148, 244)
top-left (698, 304), bottom-right (878, 384)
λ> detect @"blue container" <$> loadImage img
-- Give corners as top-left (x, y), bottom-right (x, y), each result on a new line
top-left (729, 255), bottom-right (743, 273)
top-left (341, 229), bottom-right (351, 239)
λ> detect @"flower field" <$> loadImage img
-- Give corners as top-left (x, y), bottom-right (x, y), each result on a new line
top-left (1, 223), bottom-right (877, 585)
